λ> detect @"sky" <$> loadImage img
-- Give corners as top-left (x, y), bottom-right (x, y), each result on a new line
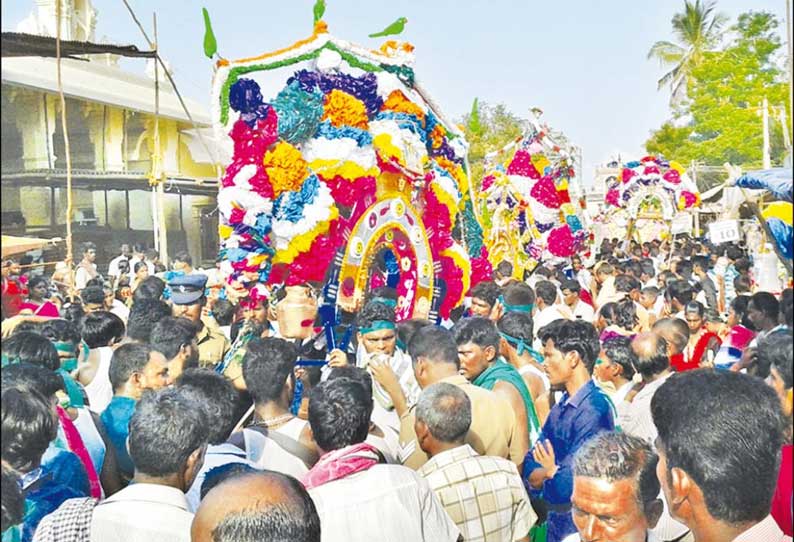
top-left (3, 0), bottom-right (788, 186)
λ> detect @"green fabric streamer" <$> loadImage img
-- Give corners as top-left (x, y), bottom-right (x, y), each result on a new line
top-left (358, 320), bottom-right (396, 335)
top-left (202, 7), bottom-right (217, 59)
top-left (56, 369), bottom-right (85, 408)
top-left (473, 359), bottom-right (541, 445)
top-left (462, 198), bottom-right (484, 257)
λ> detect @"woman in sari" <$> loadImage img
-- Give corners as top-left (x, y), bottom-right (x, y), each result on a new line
top-left (679, 301), bottom-right (722, 371)
top-left (18, 277), bottom-right (59, 318)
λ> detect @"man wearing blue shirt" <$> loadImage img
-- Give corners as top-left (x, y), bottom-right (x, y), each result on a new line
top-left (523, 319), bottom-right (615, 542)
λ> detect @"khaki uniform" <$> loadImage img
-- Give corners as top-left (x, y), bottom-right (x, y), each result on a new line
top-left (399, 374), bottom-right (525, 470)
top-left (196, 317), bottom-right (230, 369)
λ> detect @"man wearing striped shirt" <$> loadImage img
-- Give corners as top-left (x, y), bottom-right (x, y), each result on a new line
top-left (417, 382), bottom-right (536, 542)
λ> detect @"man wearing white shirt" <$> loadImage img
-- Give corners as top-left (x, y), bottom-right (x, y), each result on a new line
top-left (87, 387), bottom-right (209, 542)
top-left (561, 280), bottom-right (595, 323)
top-left (594, 336), bottom-right (637, 420)
top-left (532, 280), bottom-right (570, 351)
top-left (107, 244), bottom-right (132, 280)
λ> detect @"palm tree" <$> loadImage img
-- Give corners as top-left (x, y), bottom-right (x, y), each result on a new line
top-left (648, 0), bottom-right (728, 105)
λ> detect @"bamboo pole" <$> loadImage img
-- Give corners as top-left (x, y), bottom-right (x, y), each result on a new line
top-left (153, 13), bottom-right (169, 266)
top-left (55, 0), bottom-right (75, 299)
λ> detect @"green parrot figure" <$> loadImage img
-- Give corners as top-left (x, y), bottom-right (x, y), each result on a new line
top-left (368, 17), bottom-right (407, 38)
top-left (313, 0), bottom-right (326, 23)
top-left (202, 7), bottom-right (217, 59)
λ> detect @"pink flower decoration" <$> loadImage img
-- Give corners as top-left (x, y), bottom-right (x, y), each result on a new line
top-left (228, 208), bottom-right (246, 225)
top-left (481, 175), bottom-right (496, 191)
top-left (643, 165), bottom-right (660, 175)
top-left (679, 191), bottom-right (698, 209)
top-left (530, 177), bottom-right (561, 209)
top-left (663, 169), bottom-right (681, 184)
top-left (622, 168), bottom-right (636, 183)
top-left (470, 247), bottom-right (493, 286)
top-left (506, 150), bottom-right (540, 179)
top-left (547, 225), bottom-right (575, 257)
top-left (605, 189), bottom-right (621, 207)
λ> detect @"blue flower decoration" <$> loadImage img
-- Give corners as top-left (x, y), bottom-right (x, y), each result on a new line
top-left (271, 81), bottom-right (324, 145)
top-left (316, 121), bottom-right (373, 146)
top-left (565, 215), bottom-right (583, 232)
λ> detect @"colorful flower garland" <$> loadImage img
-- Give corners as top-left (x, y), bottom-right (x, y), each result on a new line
top-left (212, 27), bottom-right (483, 317)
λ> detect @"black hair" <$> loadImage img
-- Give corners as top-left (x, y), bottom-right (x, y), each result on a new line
top-left (652, 370), bottom-right (784, 524)
top-left (1, 387), bottom-right (57, 473)
top-left (495, 261), bottom-right (513, 278)
top-left (729, 295), bottom-right (755, 330)
top-left (60, 302), bottom-right (86, 324)
top-left (560, 279), bottom-right (580, 294)
top-left (684, 299), bottom-right (705, 318)
top-left (676, 260), bottom-right (693, 280)
top-left (134, 261), bottom-right (148, 274)
top-left (1, 464), bottom-right (25, 533)
top-left (407, 325), bottom-right (459, 367)
top-left (601, 336), bottom-right (637, 380)
top-left (1, 332), bottom-right (60, 371)
top-left (242, 338), bottom-right (297, 405)
top-left (691, 255), bottom-right (711, 273)
top-left (150, 317), bottom-right (199, 362)
top-left (758, 331), bottom-right (793, 390)
top-left (469, 281), bottom-right (501, 307)
top-left (81, 311), bottom-right (125, 349)
top-left (503, 281), bottom-right (535, 306)
top-left (396, 319), bottom-right (432, 350)
top-left (39, 318), bottom-right (82, 347)
top-left (81, 286), bottom-right (106, 306)
top-left (212, 299), bottom-right (236, 327)
top-left (780, 288), bottom-right (793, 329)
top-left (614, 274), bottom-right (641, 294)
top-left (625, 261), bottom-right (643, 280)
top-left (733, 257), bottom-right (751, 274)
top-left (327, 366), bottom-right (374, 397)
top-left (206, 472), bottom-right (321, 542)
top-left (308, 378), bottom-right (372, 452)
top-left (1, 363), bottom-right (63, 398)
top-left (80, 242), bottom-right (96, 255)
top-left (356, 300), bottom-right (396, 330)
top-left (11, 320), bottom-right (41, 335)
top-left (85, 277), bottom-right (107, 290)
top-left (452, 316), bottom-right (500, 352)
top-left (732, 275), bottom-right (751, 294)
top-left (639, 259), bottom-right (655, 279)
top-left (145, 249), bottom-right (159, 260)
top-left (726, 245), bottom-right (744, 261)
top-left (126, 298), bottom-right (172, 342)
top-left (665, 280), bottom-right (694, 306)
top-left (534, 281), bottom-right (557, 306)
top-left (750, 292), bottom-right (780, 321)
top-left (175, 368), bottom-right (239, 445)
top-left (632, 333), bottom-right (670, 379)
top-left (538, 319), bottom-right (600, 373)
top-left (574, 431), bottom-right (659, 508)
top-left (132, 276), bottom-right (166, 302)
top-left (496, 311), bottom-right (534, 346)
top-left (640, 286), bottom-right (660, 299)
top-left (199, 463), bottom-right (260, 501)
top-left (600, 299), bottom-right (637, 331)
top-left (26, 275), bottom-right (49, 291)
top-left (117, 259), bottom-right (131, 274)
top-left (108, 342), bottom-right (157, 391)
top-left (128, 387), bottom-right (209, 477)
top-left (173, 252), bottom-right (193, 266)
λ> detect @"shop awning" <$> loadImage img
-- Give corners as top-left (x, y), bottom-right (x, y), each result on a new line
top-left (1, 32), bottom-right (156, 60)
top-left (1, 235), bottom-right (62, 258)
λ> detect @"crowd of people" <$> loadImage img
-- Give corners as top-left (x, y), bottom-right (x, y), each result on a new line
top-left (1, 234), bottom-right (792, 542)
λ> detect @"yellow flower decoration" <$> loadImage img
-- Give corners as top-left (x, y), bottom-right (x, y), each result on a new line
top-left (429, 125), bottom-right (446, 150)
top-left (308, 159), bottom-right (379, 182)
top-left (531, 154), bottom-right (550, 175)
top-left (382, 90), bottom-right (425, 123)
top-left (373, 133), bottom-right (406, 167)
top-left (218, 224), bottom-right (233, 239)
top-left (272, 207), bottom-right (339, 265)
top-left (436, 156), bottom-right (469, 194)
top-left (322, 89), bottom-right (369, 130)
top-left (263, 141), bottom-right (309, 197)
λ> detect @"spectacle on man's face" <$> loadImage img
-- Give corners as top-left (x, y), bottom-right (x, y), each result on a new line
top-left (457, 342), bottom-right (492, 381)
top-left (572, 476), bottom-right (653, 542)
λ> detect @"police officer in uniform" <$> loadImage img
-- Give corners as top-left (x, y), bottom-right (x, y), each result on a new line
top-left (168, 274), bottom-right (230, 369)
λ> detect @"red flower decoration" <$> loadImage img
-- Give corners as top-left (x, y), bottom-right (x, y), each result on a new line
top-left (547, 225), bottom-right (575, 257)
top-left (643, 165), bottom-right (660, 175)
top-left (605, 188), bottom-right (621, 207)
top-left (482, 174), bottom-right (496, 191)
top-left (622, 168), bottom-right (636, 183)
top-left (506, 150), bottom-right (540, 179)
top-left (530, 177), bottom-right (561, 209)
top-left (663, 169), bottom-right (681, 184)
top-left (557, 188), bottom-right (572, 204)
top-left (228, 208), bottom-right (246, 225)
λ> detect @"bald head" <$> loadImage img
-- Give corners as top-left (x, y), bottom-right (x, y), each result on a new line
top-left (191, 472), bottom-right (320, 542)
top-left (651, 317), bottom-right (689, 355)
top-left (631, 332), bottom-right (670, 381)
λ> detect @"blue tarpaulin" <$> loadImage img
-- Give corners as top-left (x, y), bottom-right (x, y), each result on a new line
top-left (734, 168), bottom-right (793, 202)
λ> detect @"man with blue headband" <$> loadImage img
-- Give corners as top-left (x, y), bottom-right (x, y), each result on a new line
top-left (331, 300), bottom-right (420, 434)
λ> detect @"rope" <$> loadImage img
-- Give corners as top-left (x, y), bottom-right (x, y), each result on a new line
top-left (55, 0), bottom-right (76, 300)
